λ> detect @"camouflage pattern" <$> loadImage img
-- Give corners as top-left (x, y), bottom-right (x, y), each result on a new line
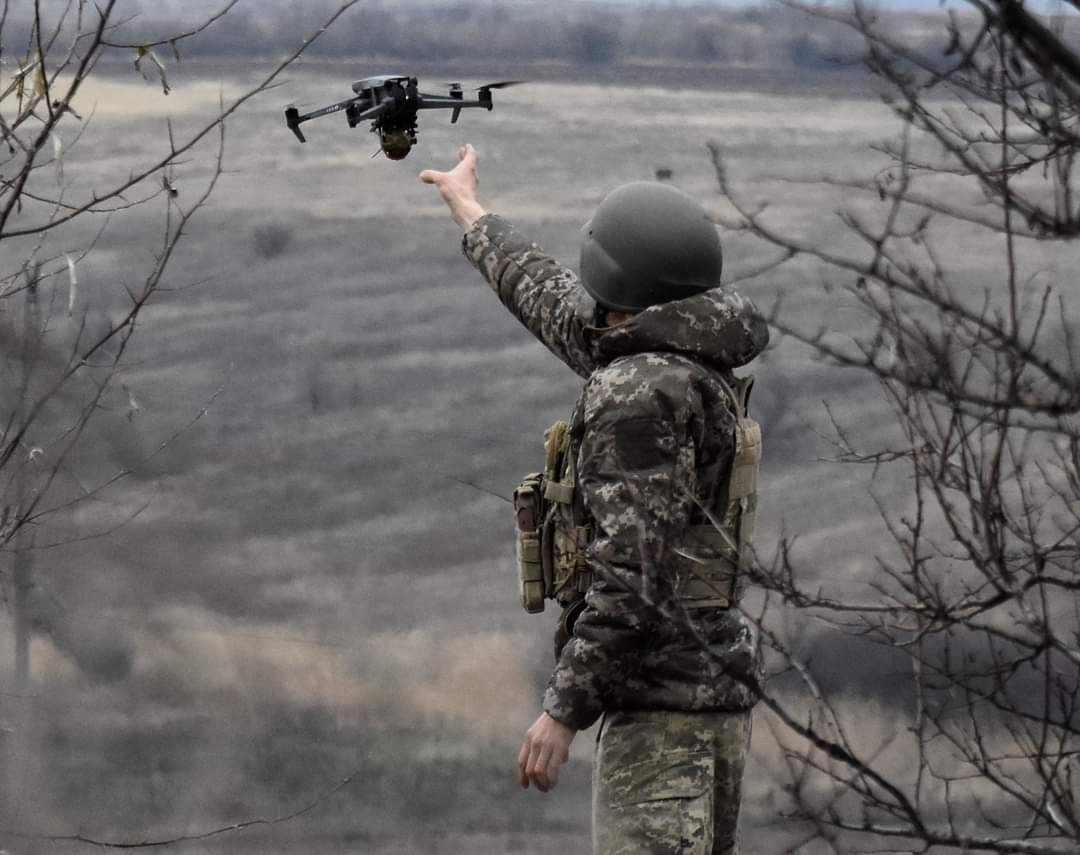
top-left (463, 213), bottom-right (769, 732)
top-left (593, 709), bottom-right (751, 855)
top-left (463, 215), bottom-right (766, 380)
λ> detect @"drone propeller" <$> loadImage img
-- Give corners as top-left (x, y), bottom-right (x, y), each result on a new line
top-left (472, 80), bottom-right (522, 113)
top-left (445, 81), bottom-right (521, 91)
top-left (475, 80), bottom-right (524, 90)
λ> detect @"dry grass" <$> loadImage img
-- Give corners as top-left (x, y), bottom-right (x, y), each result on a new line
top-left (3, 59), bottom-right (1065, 851)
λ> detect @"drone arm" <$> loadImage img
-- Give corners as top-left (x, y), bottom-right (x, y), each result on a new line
top-left (416, 95), bottom-right (493, 113)
top-left (298, 95), bottom-right (368, 122)
top-left (347, 99), bottom-right (393, 127)
top-left (284, 95), bottom-right (383, 142)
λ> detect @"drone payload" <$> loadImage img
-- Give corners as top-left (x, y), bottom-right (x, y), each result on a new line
top-left (284, 75), bottom-right (520, 160)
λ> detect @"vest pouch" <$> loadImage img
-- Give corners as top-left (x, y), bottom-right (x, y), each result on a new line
top-left (512, 419), bottom-right (593, 612)
top-left (730, 418), bottom-right (761, 574)
top-left (514, 474), bottom-right (549, 613)
top-left (517, 533), bottom-right (546, 613)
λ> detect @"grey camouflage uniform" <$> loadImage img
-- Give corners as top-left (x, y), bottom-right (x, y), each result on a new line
top-left (463, 214), bottom-right (768, 853)
top-left (594, 709), bottom-right (751, 854)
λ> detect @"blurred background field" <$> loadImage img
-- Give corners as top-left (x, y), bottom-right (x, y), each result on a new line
top-left (2, 2), bottom-right (1077, 852)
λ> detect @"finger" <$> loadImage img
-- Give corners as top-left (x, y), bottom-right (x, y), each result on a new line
top-left (527, 767), bottom-right (547, 793)
top-left (543, 740), bottom-right (569, 792)
top-left (531, 742), bottom-right (554, 792)
top-left (518, 737), bottom-right (532, 789)
top-left (458, 145), bottom-right (467, 160)
top-left (418, 169), bottom-right (441, 184)
top-left (526, 739), bottom-right (545, 790)
top-left (545, 750), bottom-right (563, 790)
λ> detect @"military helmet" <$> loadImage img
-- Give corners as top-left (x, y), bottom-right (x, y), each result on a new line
top-left (579, 182), bottom-right (723, 313)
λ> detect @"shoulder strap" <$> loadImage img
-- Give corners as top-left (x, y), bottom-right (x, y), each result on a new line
top-left (733, 375), bottom-right (754, 417)
top-left (543, 420), bottom-right (575, 505)
top-left (727, 375), bottom-right (761, 577)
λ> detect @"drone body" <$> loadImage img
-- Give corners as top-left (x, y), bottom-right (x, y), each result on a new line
top-left (284, 75), bottom-right (519, 160)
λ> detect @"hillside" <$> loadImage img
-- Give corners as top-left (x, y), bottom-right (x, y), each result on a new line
top-left (1, 54), bottom-right (1072, 852)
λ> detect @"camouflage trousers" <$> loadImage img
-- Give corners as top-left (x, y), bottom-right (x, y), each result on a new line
top-left (592, 708), bottom-right (751, 855)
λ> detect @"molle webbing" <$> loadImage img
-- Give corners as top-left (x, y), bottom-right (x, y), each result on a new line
top-left (676, 374), bottom-right (761, 608)
top-left (543, 421), bottom-right (576, 506)
top-left (543, 420), bottom-right (592, 598)
top-left (673, 525), bottom-right (741, 608)
top-left (512, 420), bottom-right (592, 614)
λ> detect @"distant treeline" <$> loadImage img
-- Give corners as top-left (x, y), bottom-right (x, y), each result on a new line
top-left (12, 1), bottom-right (1079, 75)
top-left (5, 1), bottom-right (1079, 77)
top-left (181, 1), bottom-right (871, 69)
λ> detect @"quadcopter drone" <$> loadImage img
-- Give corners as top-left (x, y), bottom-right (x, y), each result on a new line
top-left (284, 75), bottom-right (520, 160)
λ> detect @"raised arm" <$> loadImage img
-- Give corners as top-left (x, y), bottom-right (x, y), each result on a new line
top-left (420, 145), bottom-right (597, 377)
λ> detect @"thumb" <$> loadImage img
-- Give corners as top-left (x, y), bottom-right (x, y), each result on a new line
top-left (418, 169), bottom-right (442, 184)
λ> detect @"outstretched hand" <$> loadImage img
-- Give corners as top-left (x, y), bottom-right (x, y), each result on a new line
top-left (419, 143), bottom-right (487, 231)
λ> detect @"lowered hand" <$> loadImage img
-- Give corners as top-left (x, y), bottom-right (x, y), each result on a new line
top-left (518, 711), bottom-right (576, 793)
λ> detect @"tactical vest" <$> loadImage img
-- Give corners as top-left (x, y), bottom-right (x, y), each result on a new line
top-left (513, 375), bottom-right (761, 614)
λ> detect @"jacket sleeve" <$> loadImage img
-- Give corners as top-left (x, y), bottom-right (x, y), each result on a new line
top-left (541, 361), bottom-right (701, 731)
top-left (462, 213), bottom-right (598, 378)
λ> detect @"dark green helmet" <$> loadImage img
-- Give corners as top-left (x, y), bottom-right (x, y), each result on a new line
top-left (579, 182), bottom-right (723, 313)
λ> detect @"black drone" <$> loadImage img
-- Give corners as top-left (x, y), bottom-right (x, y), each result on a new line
top-left (284, 75), bottom-right (520, 160)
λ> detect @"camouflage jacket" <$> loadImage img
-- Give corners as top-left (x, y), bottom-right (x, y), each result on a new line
top-left (463, 214), bottom-right (769, 731)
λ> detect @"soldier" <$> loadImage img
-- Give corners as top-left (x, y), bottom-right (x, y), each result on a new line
top-left (420, 145), bottom-right (768, 854)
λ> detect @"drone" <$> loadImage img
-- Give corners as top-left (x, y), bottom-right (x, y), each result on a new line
top-left (284, 75), bottom-right (520, 160)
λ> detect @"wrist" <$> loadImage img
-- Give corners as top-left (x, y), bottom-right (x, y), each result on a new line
top-left (453, 199), bottom-right (487, 231)
top-left (543, 711), bottom-right (576, 735)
